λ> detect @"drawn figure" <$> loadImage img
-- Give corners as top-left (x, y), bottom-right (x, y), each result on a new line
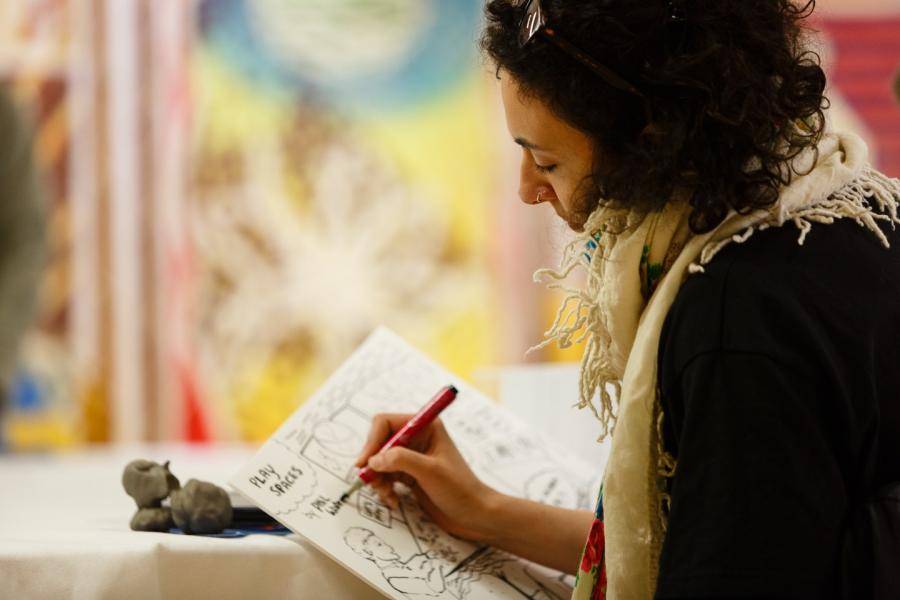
top-left (397, 487), bottom-right (466, 565)
top-left (358, 495), bottom-right (393, 528)
top-left (301, 406), bottom-right (370, 482)
top-left (481, 436), bottom-right (545, 468)
top-left (344, 527), bottom-right (447, 598)
top-left (524, 470), bottom-right (578, 508)
top-left (457, 550), bottom-right (568, 600)
top-left (312, 420), bottom-right (361, 456)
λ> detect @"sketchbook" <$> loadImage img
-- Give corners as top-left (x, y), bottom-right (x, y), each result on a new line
top-left (230, 327), bottom-right (598, 600)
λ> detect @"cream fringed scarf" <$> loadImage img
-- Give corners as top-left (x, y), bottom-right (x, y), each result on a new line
top-left (531, 132), bottom-right (900, 599)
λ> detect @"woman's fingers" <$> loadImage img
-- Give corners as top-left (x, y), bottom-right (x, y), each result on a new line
top-left (367, 477), bottom-right (399, 509)
top-left (394, 472), bottom-right (417, 489)
top-left (354, 415), bottom-right (392, 467)
top-left (363, 446), bottom-right (438, 510)
top-left (369, 477), bottom-right (393, 496)
top-left (367, 446), bottom-right (436, 481)
top-left (353, 413), bottom-right (456, 513)
top-left (354, 413), bottom-right (418, 467)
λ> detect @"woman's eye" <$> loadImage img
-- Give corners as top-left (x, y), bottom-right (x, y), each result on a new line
top-left (535, 163), bottom-right (557, 174)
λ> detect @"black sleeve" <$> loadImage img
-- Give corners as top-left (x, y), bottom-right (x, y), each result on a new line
top-left (654, 350), bottom-right (846, 599)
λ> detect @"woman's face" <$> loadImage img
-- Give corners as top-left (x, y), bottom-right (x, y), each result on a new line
top-left (499, 72), bottom-right (596, 231)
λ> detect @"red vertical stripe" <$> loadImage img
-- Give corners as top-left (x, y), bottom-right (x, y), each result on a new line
top-left (820, 17), bottom-right (900, 177)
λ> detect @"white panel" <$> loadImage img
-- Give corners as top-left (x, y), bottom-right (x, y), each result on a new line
top-left (68, 1), bottom-right (99, 382)
top-left (497, 362), bottom-right (610, 472)
top-left (106, 0), bottom-right (143, 442)
top-left (152, 0), bottom-right (194, 440)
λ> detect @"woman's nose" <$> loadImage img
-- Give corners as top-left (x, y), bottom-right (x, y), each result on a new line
top-left (523, 189), bottom-right (546, 205)
top-left (518, 151), bottom-right (551, 206)
top-left (520, 182), bottom-right (553, 205)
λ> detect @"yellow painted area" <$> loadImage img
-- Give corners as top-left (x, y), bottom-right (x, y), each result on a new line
top-left (354, 76), bottom-right (503, 379)
top-left (4, 413), bottom-right (77, 449)
top-left (542, 289), bottom-right (588, 363)
top-left (80, 377), bottom-right (109, 443)
top-left (232, 349), bottom-right (327, 442)
top-left (355, 75), bottom-right (499, 258)
top-left (192, 49), bottom-right (293, 154)
top-left (418, 296), bottom-right (498, 381)
top-left (195, 66), bottom-right (504, 437)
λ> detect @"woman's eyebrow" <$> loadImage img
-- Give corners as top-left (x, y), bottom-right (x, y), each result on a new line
top-left (514, 136), bottom-right (542, 151)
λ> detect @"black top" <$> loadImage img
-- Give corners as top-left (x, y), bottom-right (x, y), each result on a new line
top-left (654, 217), bottom-right (900, 599)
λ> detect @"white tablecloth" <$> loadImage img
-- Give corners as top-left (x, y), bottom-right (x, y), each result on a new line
top-left (0, 444), bottom-right (383, 600)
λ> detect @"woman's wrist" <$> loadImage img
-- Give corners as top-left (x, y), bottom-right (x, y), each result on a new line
top-left (469, 486), bottom-right (594, 574)
top-left (471, 488), bottom-right (520, 546)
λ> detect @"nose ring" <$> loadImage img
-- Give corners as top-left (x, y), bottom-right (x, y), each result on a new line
top-left (533, 190), bottom-right (545, 205)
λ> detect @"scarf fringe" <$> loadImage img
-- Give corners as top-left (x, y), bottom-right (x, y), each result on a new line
top-left (689, 166), bottom-right (900, 274)
top-left (528, 211), bottom-right (630, 442)
top-left (529, 166), bottom-right (900, 450)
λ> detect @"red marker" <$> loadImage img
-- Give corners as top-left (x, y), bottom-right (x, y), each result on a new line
top-left (340, 384), bottom-right (458, 502)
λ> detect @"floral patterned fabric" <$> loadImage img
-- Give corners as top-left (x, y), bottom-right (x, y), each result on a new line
top-left (572, 486), bottom-right (607, 600)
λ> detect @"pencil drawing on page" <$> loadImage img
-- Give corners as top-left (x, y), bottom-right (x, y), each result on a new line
top-left (343, 525), bottom-right (570, 600)
top-left (231, 327), bottom-right (597, 600)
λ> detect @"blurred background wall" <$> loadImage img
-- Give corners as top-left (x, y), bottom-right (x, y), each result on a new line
top-left (0, 0), bottom-right (897, 450)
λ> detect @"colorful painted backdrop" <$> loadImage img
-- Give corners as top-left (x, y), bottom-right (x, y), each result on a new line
top-left (1, 0), bottom-right (898, 449)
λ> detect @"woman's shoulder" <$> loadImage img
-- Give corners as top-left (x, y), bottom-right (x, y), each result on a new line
top-left (660, 217), bottom-right (900, 377)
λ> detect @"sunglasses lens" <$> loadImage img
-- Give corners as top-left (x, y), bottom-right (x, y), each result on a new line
top-left (518, 0), bottom-right (543, 47)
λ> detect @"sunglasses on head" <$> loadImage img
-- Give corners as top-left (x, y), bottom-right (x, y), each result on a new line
top-left (516, 0), bottom-right (648, 104)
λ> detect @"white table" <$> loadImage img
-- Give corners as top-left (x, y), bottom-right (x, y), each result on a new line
top-left (0, 444), bottom-right (383, 599)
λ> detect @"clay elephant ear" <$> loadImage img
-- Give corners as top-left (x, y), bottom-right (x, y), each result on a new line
top-left (170, 479), bottom-right (233, 535)
top-left (122, 459), bottom-right (181, 508)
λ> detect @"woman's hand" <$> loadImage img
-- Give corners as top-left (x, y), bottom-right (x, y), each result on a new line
top-left (355, 412), bottom-right (596, 574)
top-left (354, 413), bottom-right (500, 542)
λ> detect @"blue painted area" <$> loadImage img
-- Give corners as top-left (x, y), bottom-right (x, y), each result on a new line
top-left (198, 0), bottom-right (483, 112)
top-left (10, 371), bottom-right (43, 413)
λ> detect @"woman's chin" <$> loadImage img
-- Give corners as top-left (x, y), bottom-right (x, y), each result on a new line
top-left (561, 209), bottom-right (586, 233)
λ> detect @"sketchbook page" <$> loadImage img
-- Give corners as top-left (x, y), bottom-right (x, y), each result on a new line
top-left (230, 327), bottom-right (599, 600)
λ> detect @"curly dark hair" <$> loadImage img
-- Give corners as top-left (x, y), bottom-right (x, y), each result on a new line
top-left (481, 0), bottom-right (828, 232)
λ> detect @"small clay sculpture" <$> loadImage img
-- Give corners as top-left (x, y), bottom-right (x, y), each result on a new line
top-left (122, 459), bottom-right (233, 535)
top-left (122, 459), bottom-right (181, 508)
top-left (170, 479), bottom-right (233, 534)
top-left (130, 507), bottom-right (174, 532)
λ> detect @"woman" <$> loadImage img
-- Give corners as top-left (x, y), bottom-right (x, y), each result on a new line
top-left (356, 1), bottom-right (900, 598)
